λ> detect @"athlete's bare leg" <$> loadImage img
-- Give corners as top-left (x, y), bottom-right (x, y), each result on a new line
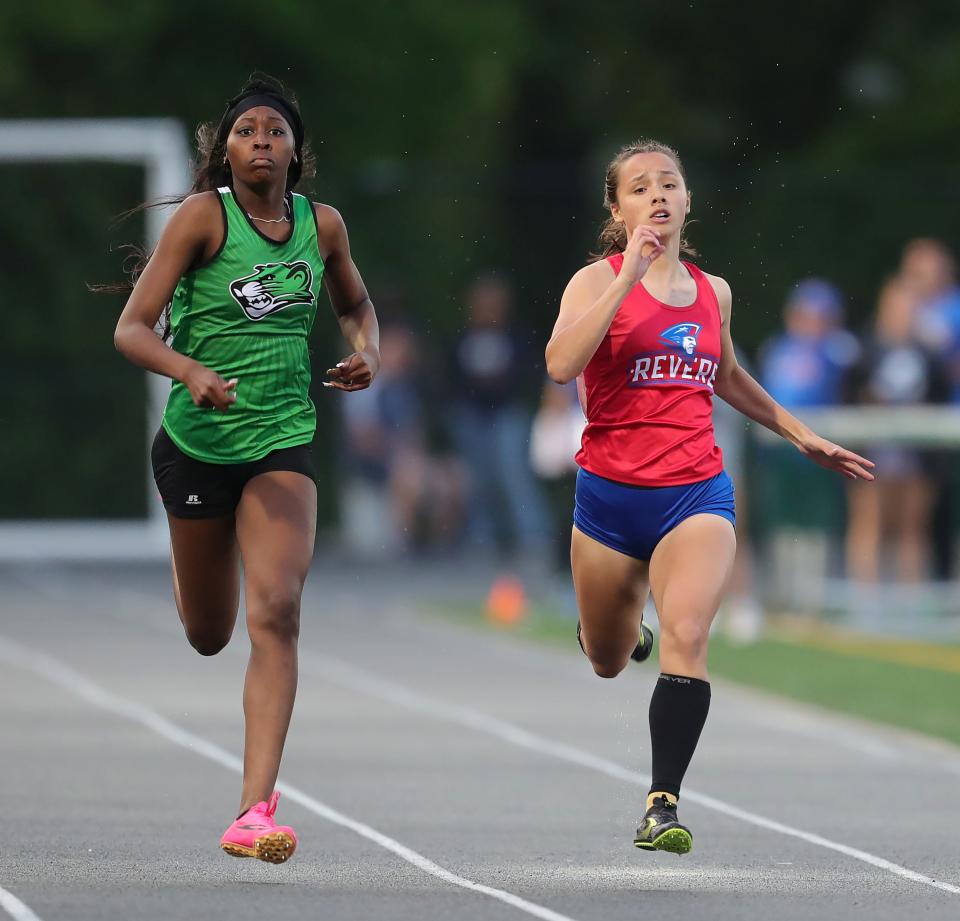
top-left (648, 514), bottom-right (736, 679)
top-left (167, 514), bottom-right (241, 655)
top-left (234, 470), bottom-right (316, 814)
top-left (571, 525), bottom-right (649, 678)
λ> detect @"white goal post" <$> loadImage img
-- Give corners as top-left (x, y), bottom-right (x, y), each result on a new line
top-left (0, 119), bottom-right (191, 561)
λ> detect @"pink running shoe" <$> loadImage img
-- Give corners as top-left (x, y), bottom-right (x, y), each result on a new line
top-left (220, 791), bottom-right (297, 863)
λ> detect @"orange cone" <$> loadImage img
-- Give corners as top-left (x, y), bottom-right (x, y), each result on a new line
top-left (486, 573), bottom-right (527, 625)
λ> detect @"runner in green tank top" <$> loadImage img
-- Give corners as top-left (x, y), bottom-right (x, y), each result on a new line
top-left (114, 76), bottom-right (380, 864)
top-left (162, 185), bottom-right (325, 463)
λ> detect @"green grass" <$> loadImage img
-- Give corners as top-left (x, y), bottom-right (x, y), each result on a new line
top-left (705, 635), bottom-right (960, 746)
top-left (439, 602), bottom-right (960, 748)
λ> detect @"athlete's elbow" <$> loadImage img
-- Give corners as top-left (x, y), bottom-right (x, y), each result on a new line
top-left (114, 318), bottom-right (154, 360)
top-left (114, 320), bottom-right (143, 361)
top-left (547, 365), bottom-right (575, 386)
top-left (113, 322), bottom-right (129, 356)
top-left (545, 347), bottom-right (575, 385)
top-left (712, 371), bottom-right (736, 401)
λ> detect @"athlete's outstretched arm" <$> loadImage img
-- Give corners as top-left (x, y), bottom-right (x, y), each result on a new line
top-left (546, 226), bottom-right (664, 384)
top-left (710, 275), bottom-right (875, 481)
top-left (314, 204), bottom-right (380, 393)
top-left (113, 192), bottom-right (239, 411)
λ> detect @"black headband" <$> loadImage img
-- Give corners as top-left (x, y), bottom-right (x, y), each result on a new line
top-left (221, 93), bottom-right (304, 148)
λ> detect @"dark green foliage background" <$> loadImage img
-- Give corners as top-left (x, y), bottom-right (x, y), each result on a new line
top-left (2, 1), bottom-right (958, 518)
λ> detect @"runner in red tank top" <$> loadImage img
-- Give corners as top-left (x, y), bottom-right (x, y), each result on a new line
top-left (576, 252), bottom-right (724, 486)
top-left (545, 140), bottom-right (875, 854)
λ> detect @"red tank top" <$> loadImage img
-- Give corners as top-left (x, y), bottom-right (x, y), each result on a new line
top-left (575, 254), bottom-right (724, 486)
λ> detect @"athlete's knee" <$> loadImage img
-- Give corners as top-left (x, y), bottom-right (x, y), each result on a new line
top-left (660, 618), bottom-right (710, 660)
top-left (579, 628), bottom-right (631, 678)
top-left (248, 583), bottom-right (302, 643)
top-left (185, 629), bottom-right (231, 657)
top-left (587, 652), bottom-right (630, 678)
top-left (590, 658), bottom-right (630, 678)
top-left (178, 603), bottom-right (235, 655)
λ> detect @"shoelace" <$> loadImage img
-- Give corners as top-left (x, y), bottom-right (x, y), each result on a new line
top-left (240, 791), bottom-right (281, 823)
top-left (650, 796), bottom-right (677, 814)
top-left (263, 791), bottom-right (280, 819)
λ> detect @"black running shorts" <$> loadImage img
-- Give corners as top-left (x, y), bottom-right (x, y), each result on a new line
top-left (151, 427), bottom-right (316, 519)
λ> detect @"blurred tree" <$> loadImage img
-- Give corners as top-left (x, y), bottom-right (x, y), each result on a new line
top-left (2, 0), bottom-right (958, 518)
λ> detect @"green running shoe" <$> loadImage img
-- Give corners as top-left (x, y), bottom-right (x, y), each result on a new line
top-left (575, 621), bottom-right (654, 664)
top-left (634, 796), bottom-right (692, 854)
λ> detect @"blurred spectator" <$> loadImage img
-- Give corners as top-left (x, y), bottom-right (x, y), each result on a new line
top-left (449, 274), bottom-right (548, 560)
top-left (756, 280), bottom-right (859, 611)
top-left (898, 238), bottom-right (960, 579)
top-left (530, 378), bottom-right (584, 573)
top-left (900, 238), bottom-right (960, 400)
top-left (844, 279), bottom-right (951, 583)
top-left (713, 347), bottom-right (763, 642)
top-left (341, 323), bottom-right (466, 556)
top-left (758, 278), bottom-right (860, 407)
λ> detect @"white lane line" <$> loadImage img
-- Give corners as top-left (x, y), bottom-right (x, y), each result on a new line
top-left (299, 650), bottom-right (960, 897)
top-left (12, 576), bottom-right (960, 896)
top-left (745, 706), bottom-right (900, 761)
top-left (0, 637), bottom-right (578, 921)
top-left (0, 886), bottom-right (44, 921)
top-left (394, 601), bottom-right (960, 773)
top-left (25, 572), bottom-right (960, 776)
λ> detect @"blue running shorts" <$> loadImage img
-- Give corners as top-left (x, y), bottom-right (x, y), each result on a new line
top-left (573, 468), bottom-right (736, 561)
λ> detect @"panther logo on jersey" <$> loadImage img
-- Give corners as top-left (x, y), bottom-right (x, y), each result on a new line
top-left (658, 322), bottom-right (702, 357)
top-left (229, 261), bottom-right (315, 321)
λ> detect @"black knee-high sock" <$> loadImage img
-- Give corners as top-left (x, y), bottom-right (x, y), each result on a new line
top-left (648, 673), bottom-right (711, 798)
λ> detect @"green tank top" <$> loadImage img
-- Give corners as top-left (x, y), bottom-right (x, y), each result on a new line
top-left (162, 187), bottom-right (325, 464)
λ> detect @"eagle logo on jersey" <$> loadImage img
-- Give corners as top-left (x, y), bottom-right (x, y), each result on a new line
top-left (659, 322), bottom-right (702, 358)
top-left (229, 261), bottom-right (315, 321)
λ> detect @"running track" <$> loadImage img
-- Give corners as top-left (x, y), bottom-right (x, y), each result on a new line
top-left (1, 561), bottom-right (958, 921)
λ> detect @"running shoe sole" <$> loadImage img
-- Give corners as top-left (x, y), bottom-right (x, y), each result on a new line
top-left (634, 827), bottom-right (692, 854)
top-left (221, 831), bottom-right (297, 863)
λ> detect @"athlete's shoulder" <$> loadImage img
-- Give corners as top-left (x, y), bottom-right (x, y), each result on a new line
top-left (160, 191), bottom-right (222, 247)
top-left (177, 190), bottom-right (221, 215)
top-left (565, 257), bottom-right (617, 296)
top-left (698, 269), bottom-right (732, 315)
top-left (311, 201), bottom-right (345, 232)
top-left (311, 201), bottom-right (348, 251)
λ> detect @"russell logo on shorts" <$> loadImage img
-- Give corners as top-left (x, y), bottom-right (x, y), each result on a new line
top-left (185, 495), bottom-right (202, 506)
top-left (627, 322), bottom-right (719, 392)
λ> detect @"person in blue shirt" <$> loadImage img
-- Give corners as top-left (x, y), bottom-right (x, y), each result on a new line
top-left (898, 238), bottom-right (960, 578)
top-left (759, 279), bottom-right (859, 408)
top-left (755, 280), bottom-right (860, 594)
top-left (901, 238), bottom-right (960, 402)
